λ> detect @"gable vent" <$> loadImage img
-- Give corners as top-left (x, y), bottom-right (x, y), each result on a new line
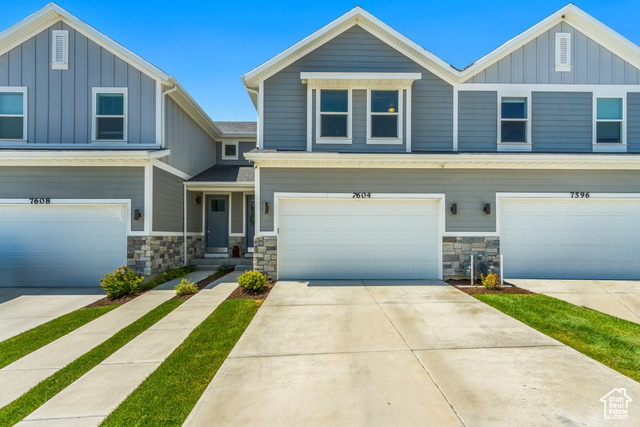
top-left (555, 33), bottom-right (571, 72)
top-left (51, 30), bottom-right (69, 70)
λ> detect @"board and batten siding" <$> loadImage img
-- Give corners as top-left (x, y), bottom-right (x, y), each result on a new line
top-left (259, 168), bottom-right (640, 232)
top-left (164, 97), bottom-right (217, 176)
top-left (465, 22), bottom-right (640, 84)
top-left (152, 167), bottom-right (183, 232)
top-left (532, 92), bottom-right (592, 152)
top-left (0, 166), bottom-right (145, 231)
top-left (0, 21), bottom-right (156, 145)
top-left (263, 25), bottom-right (453, 151)
top-left (458, 91), bottom-right (497, 151)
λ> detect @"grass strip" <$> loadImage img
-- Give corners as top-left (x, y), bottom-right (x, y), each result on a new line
top-left (142, 266), bottom-right (197, 291)
top-left (475, 293), bottom-right (640, 382)
top-left (0, 299), bottom-right (183, 427)
top-left (0, 304), bottom-right (120, 369)
top-left (101, 299), bottom-right (260, 427)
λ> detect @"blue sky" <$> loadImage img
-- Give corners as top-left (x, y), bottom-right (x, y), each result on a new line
top-left (1, 1), bottom-right (639, 121)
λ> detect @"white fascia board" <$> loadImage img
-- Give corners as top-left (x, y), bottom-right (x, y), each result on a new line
top-left (0, 149), bottom-right (170, 166)
top-left (166, 78), bottom-right (221, 141)
top-left (244, 151), bottom-right (640, 170)
top-left (301, 72), bottom-right (422, 87)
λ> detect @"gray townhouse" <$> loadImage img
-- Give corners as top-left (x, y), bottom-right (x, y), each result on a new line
top-left (2, 3), bottom-right (640, 288)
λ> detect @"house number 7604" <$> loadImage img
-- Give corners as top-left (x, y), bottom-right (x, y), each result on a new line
top-left (353, 192), bottom-right (371, 198)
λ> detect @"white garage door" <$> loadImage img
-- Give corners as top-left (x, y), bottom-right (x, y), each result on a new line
top-left (0, 204), bottom-right (127, 287)
top-left (278, 198), bottom-right (441, 280)
top-left (500, 197), bottom-right (640, 280)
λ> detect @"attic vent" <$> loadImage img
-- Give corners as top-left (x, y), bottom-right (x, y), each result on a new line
top-left (51, 30), bottom-right (69, 70)
top-left (555, 33), bottom-right (571, 72)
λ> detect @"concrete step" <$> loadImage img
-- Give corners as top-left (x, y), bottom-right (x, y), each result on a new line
top-left (191, 257), bottom-right (253, 266)
top-left (194, 263), bottom-right (253, 272)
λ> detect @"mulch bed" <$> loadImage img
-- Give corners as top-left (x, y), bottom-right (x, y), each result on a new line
top-left (172, 268), bottom-right (235, 301)
top-left (226, 281), bottom-right (275, 301)
top-left (446, 279), bottom-right (533, 295)
top-left (83, 292), bottom-right (146, 309)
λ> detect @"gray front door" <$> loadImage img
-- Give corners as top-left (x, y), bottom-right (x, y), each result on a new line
top-left (206, 195), bottom-right (229, 253)
top-left (246, 195), bottom-right (255, 252)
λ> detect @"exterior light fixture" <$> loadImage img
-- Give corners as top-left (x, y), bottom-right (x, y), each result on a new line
top-left (450, 203), bottom-right (457, 215)
top-left (195, 196), bottom-right (202, 205)
top-left (134, 209), bottom-right (143, 220)
top-left (262, 202), bottom-right (270, 214)
top-left (483, 203), bottom-right (491, 215)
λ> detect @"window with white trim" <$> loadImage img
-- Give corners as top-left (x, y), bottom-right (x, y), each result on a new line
top-left (596, 98), bottom-right (623, 144)
top-left (555, 33), bottom-right (572, 72)
top-left (51, 30), bottom-right (69, 70)
top-left (0, 88), bottom-right (27, 141)
top-left (93, 88), bottom-right (127, 141)
top-left (319, 89), bottom-right (349, 138)
top-left (222, 141), bottom-right (239, 160)
top-left (500, 97), bottom-right (528, 144)
top-left (368, 89), bottom-right (402, 144)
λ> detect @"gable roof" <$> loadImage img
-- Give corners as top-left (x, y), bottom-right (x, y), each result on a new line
top-left (242, 4), bottom-right (640, 90)
top-left (0, 3), bottom-right (222, 140)
top-left (213, 121), bottom-right (257, 136)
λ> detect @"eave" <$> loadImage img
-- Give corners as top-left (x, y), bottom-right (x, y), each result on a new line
top-left (0, 149), bottom-right (169, 166)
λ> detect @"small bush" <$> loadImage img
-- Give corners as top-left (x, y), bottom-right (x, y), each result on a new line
top-left (482, 273), bottom-right (501, 290)
top-left (174, 279), bottom-right (198, 296)
top-left (210, 265), bottom-right (226, 279)
top-left (238, 270), bottom-right (266, 292)
top-left (100, 266), bottom-right (144, 299)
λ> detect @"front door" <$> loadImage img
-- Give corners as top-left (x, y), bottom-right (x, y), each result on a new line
top-left (246, 195), bottom-right (255, 253)
top-left (206, 195), bottom-right (229, 254)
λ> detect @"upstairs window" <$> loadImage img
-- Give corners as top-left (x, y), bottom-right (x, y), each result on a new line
top-left (0, 89), bottom-right (27, 141)
top-left (93, 88), bottom-right (127, 141)
top-left (51, 30), bottom-right (69, 70)
top-left (222, 141), bottom-right (239, 160)
top-left (368, 90), bottom-right (402, 143)
top-left (318, 89), bottom-right (350, 140)
top-left (500, 97), bottom-right (528, 143)
top-left (596, 98), bottom-right (623, 144)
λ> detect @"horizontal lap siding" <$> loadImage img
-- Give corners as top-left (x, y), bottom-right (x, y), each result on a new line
top-left (458, 91), bottom-right (497, 151)
top-left (186, 191), bottom-right (203, 233)
top-left (0, 166), bottom-right (145, 230)
top-left (264, 25), bottom-right (453, 152)
top-left (259, 168), bottom-right (640, 232)
top-left (152, 167), bottom-right (183, 232)
top-left (628, 93), bottom-right (640, 153)
top-left (231, 192), bottom-right (244, 234)
top-left (532, 92), bottom-right (592, 152)
top-left (0, 21), bottom-right (156, 145)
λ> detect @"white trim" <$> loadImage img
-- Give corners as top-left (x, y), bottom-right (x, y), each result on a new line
top-left (0, 86), bottom-right (28, 143)
top-left (457, 84), bottom-right (635, 95)
top-left (273, 192), bottom-right (445, 280)
top-left (301, 72), bottom-right (422, 87)
top-left (497, 92), bottom-right (532, 151)
top-left (257, 80), bottom-right (264, 149)
top-left (315, 88), bottom-right (352, 143)
top-left (554, 32), bottom-right (572, 72)
top-left (405, 87), bottom-right (412, 153)
top-left (155, 82), bottom-right (162, 146)
top-left (144, 162), bottom-right (153, 234)
top-left (306, 86), bottom-right (312, 152)
top-left (255, 167), bottom-right (261, 236)
top-left (51, 30), bottom-right (68, 70)
top-left (150, 159), bottom-right (191, 180)
top-left (0, 150), bottom-right (169, 167)
top-left (452, 85), bottom-right (458, 151)
top-left (366, 88), bottom-right (404, 144)
top-left (183, 185), bottom-right (187, 267)
top-left (593, 94), bottom-right (627, 152)
top-left (222, 140), bottom-right (239, 160)
top-left (91, 87), bottom-right (128, 142)
top-left (443, 231), bottom-right (500, 237)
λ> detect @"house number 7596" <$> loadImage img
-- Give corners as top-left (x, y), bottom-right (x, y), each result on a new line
top-left (353, 192), bottom-right (371, 199)
top-left (570, 192), bottom-right (590, 198)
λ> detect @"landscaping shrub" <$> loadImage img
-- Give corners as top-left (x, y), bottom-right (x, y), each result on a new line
top-left (100, 266), bottom-right (144, 299)
top-left (482, 273), bottom-right (501, 290)
top-left (175, 279), bottom-right (198, 296)
top-left (238, 270), bottom-right (266, 292)
top-left (142, 265), bottom-right (196, 291)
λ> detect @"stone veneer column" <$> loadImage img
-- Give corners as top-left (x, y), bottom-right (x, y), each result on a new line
top-left (253, 236), bottom-right (277, 278)
top-left (442, 236), bottom-right (500, 279)
top-left (127, 236), bottom-right (204, 276)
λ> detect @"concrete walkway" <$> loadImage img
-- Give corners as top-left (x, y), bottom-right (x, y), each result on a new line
top-left (0, 287), bottom-right (103, 342)
top-left (184, 279), bottom-right (640, 426)
top-left (0, 290), bottom-right (174, 409)
top-left (18, 272), bottom-right (241, 427)
top-left (510, 279), bottom-right (640, 324)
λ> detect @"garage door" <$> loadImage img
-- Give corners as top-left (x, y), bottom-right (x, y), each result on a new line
top-left (500, 197), bottom-right (640, 280)
top-left (0, 204), bottom-right (127, 287)
top-left (278, 198), bottom-right (440, 279)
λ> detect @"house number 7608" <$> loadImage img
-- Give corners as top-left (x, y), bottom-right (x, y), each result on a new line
top-left (29, 198), bottom-right (51, 204)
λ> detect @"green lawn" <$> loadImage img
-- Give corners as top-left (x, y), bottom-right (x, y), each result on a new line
top-left (0, 304), bottom-right (120, 369)
top-left (100, 299), bottom-right (261, 427)
top-left (141, 266), bottom-right (197, 291)
top-left (0, 299), bottom-right (183, 427)
top-left (475, 293), bottom-right (640, 382)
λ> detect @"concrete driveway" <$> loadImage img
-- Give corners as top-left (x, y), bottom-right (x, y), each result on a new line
top-left (184, 280), bottom-right (640, 426)
top-left (509, 279), bottom-right (640, 324)
top-left (0, 287), bottom-right (103, 341)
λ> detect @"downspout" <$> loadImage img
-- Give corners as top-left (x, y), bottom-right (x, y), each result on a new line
top-left (161, 85), bottom-right (179, 148)
top-left (183, 184), bottom-right (188, 267)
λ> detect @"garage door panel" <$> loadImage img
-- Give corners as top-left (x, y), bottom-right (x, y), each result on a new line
top-left (278, 198), bottom-right (440, 280)
top-left (501, 198), bottom-right (640, 280)
top-left (0, 205), bottom-right (127, 287)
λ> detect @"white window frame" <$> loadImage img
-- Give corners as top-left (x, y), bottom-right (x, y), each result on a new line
top-left (222, 140), bottom-right (239, 160)
top-left (51, 30), bottom-right (69, 71)
top-left (593, 94), bottom-right (627, 152)
top-left (497, 92), bottom-right (532, 152)
top-left (366, 88), bottom-right (404, 145)
top-left (315, 88), bottom-right (352, 144)
top-left (555, 32), bottom-right (572, 72)
top-left (92, 87), bottom-right (128, 143)
top-left (0, 86), bottom-right (28, 143)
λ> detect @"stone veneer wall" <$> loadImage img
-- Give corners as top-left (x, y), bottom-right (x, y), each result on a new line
top-left (229, 236), bottom-right (246, 257)
top-left (127, 236), bottom-right (204, 276)
top-left (443, 236), bottom-right (500, 279)
top-left (253, 236), bottom-right (277, 278)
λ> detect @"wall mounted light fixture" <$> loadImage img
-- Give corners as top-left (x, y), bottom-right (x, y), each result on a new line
top-left (262, 202), bottom-right (270, 214)
top-left (450, 203), bottom-right (457, 215)
top-left (134, 209), bottom-right (143, 220)
top-left (195, 196), bottom-right (202, 205)
top-left (483, 203), bottom-right (491, 215)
